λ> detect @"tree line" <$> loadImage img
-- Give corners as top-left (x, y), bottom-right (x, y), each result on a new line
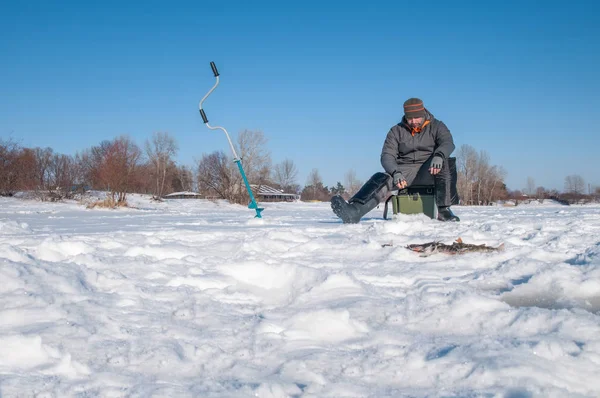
top-left (1, 134), bottom-right (182, 204)
top-left (455, 144), bottom-right (598, 205)
top-left (1, 131), bottom-right (303, 206)
top-left (0, 131), bottom-right (365, 205)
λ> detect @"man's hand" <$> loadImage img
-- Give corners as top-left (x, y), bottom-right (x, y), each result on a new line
top-left (429, 155), bottom-right (443, 175)
top-left (393, 172), bottom-right (408, 189)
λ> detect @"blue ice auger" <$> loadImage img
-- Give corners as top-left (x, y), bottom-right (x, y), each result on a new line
top-left (199, 62), bottom-right (264, 218)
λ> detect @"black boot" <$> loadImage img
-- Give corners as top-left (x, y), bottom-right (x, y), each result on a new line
top-left (331, 172), bottom-right (391, 224)
top-left (331, 195), bottom-right (380, 224)
top-left (437, 206), bottom-right (460, 222)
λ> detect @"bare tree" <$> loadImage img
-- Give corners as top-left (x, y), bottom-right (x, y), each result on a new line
top-left (526, 177), bottom-right (536, 196)
top-left (483, 165), bottom-right (507, 205)
top-left (33, 147), bottom-right (54, 191)
top-left (456, 144), bottom-right (478, 205)
top-left (145, 132), bottom-right (178, 200)
top-left (16, 148), bottom-right (38, 192)
top-left (456, 144), bottom-right (506, 205)
top-left (45, 153), bottom-right (77, 200)
top-left (172, 165), bottom-right (195, 193)
top-left (536, 186), bottom-right (547, 202)
top-left (131, 162), bottom-right (154, 195)
top-left (474, 150), bottom-right (490, 205)
top-left (73, 148), bottom-right (101, 191)
top-left (344, 169), bottom-right (362, 198)
top-left (302, 168), bottom-right (322, 201)
top-left (272, 159), bottom-right (298, 192)
top-left (306, 168), bottom-right (322, 187)
top-left (97, 136), bottom-right (142, 204)
top-left (0, 139), bottom-right (38, 195)
top-left (565, 174), bottom-right (585, 194)
top-left (69, 152), bottom-right (87, 188)
top-left (236, 129), bottom-right (271, 186)
top-left (194, 130), bottom-right (272, 204)
top-left (79, 140), bottom-right (114, 190)
top-left (301, 168), bottom-right (330, 201)
top-left (0, 138), bottom-right (20, 195)
top-left (196, 150), bottom-right (240, 202)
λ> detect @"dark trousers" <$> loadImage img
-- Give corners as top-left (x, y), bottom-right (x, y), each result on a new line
top-left (351, 158), bottom-right (459, 208)
top-left (398, 157), bottom-right (459, 207)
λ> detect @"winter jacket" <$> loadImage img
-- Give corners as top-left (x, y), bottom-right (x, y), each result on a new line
top-left (380, 110), bottom-right (455, 178)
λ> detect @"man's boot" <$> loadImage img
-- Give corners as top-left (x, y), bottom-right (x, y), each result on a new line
top-left (437, 206), bottom-right (460, 222)
top-left (331, 172), bottom-right (391, 224)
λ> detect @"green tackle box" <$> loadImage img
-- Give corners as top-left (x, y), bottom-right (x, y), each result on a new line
top-left (383, 186), bottom-right (438, 220)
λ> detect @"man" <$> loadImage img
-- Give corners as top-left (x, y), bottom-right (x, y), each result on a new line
top-left (331, 98), bottom-right (460, 223)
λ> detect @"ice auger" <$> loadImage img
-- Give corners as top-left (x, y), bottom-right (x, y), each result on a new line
top-left (199, 62), bottom-right (264, 218)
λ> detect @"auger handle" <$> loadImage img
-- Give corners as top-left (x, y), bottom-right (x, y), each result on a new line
top-left (210, 62), bottom-right (219, 77)
top-left (200, 109), bottom-right (208, 123)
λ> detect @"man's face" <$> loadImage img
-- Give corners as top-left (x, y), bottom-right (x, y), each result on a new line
top-left (407, 117), bottom-right (424, 128)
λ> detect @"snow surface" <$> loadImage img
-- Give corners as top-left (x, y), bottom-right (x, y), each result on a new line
top-left (1, 195), bottom-right (600, 397)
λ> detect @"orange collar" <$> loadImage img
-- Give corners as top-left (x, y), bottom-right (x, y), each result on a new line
top-left (408, 119), bottom-right (430, 136)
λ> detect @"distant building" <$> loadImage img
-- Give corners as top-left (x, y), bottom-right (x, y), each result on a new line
top-left (163, 191), bottom-right (203, 199)
top-left (163, 186), bottom-right (300, 202)
top-left (251, 185), bottom-right (300, 202)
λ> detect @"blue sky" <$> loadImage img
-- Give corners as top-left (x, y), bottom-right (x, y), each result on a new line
top-left (1, 0), bottom-right (598, 192)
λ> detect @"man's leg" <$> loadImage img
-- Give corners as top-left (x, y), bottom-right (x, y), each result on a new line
top-left (408, 158), bottom-right (459, 221)
top-left (331, 172), bottom-right (392, 223)
top-left (433, 158), bottom-right (460, 221)
top-left (407, 162), bottom-right (435, 186)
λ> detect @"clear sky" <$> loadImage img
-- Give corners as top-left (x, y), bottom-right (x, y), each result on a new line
top-left (1, 0), bottom-right (598, 192)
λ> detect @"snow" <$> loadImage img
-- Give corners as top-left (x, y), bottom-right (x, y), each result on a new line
top-left (1, 195), bottom-right (600, 397)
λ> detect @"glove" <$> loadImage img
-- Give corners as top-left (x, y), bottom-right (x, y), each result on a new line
top-left (430, 155), bottom-right (443, 170)
top-left (393, 172), bottom-right (406, 188)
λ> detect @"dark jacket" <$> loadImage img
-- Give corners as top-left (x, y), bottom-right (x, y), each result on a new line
top-left (380, 110), bottom-right (455, 177)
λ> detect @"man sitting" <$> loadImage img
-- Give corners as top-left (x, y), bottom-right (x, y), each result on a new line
top-left (331, 98), bottom-right (460, 223)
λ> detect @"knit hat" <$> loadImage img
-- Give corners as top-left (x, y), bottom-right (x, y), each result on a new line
top-left (403, 98), bottom-right (426, 119)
